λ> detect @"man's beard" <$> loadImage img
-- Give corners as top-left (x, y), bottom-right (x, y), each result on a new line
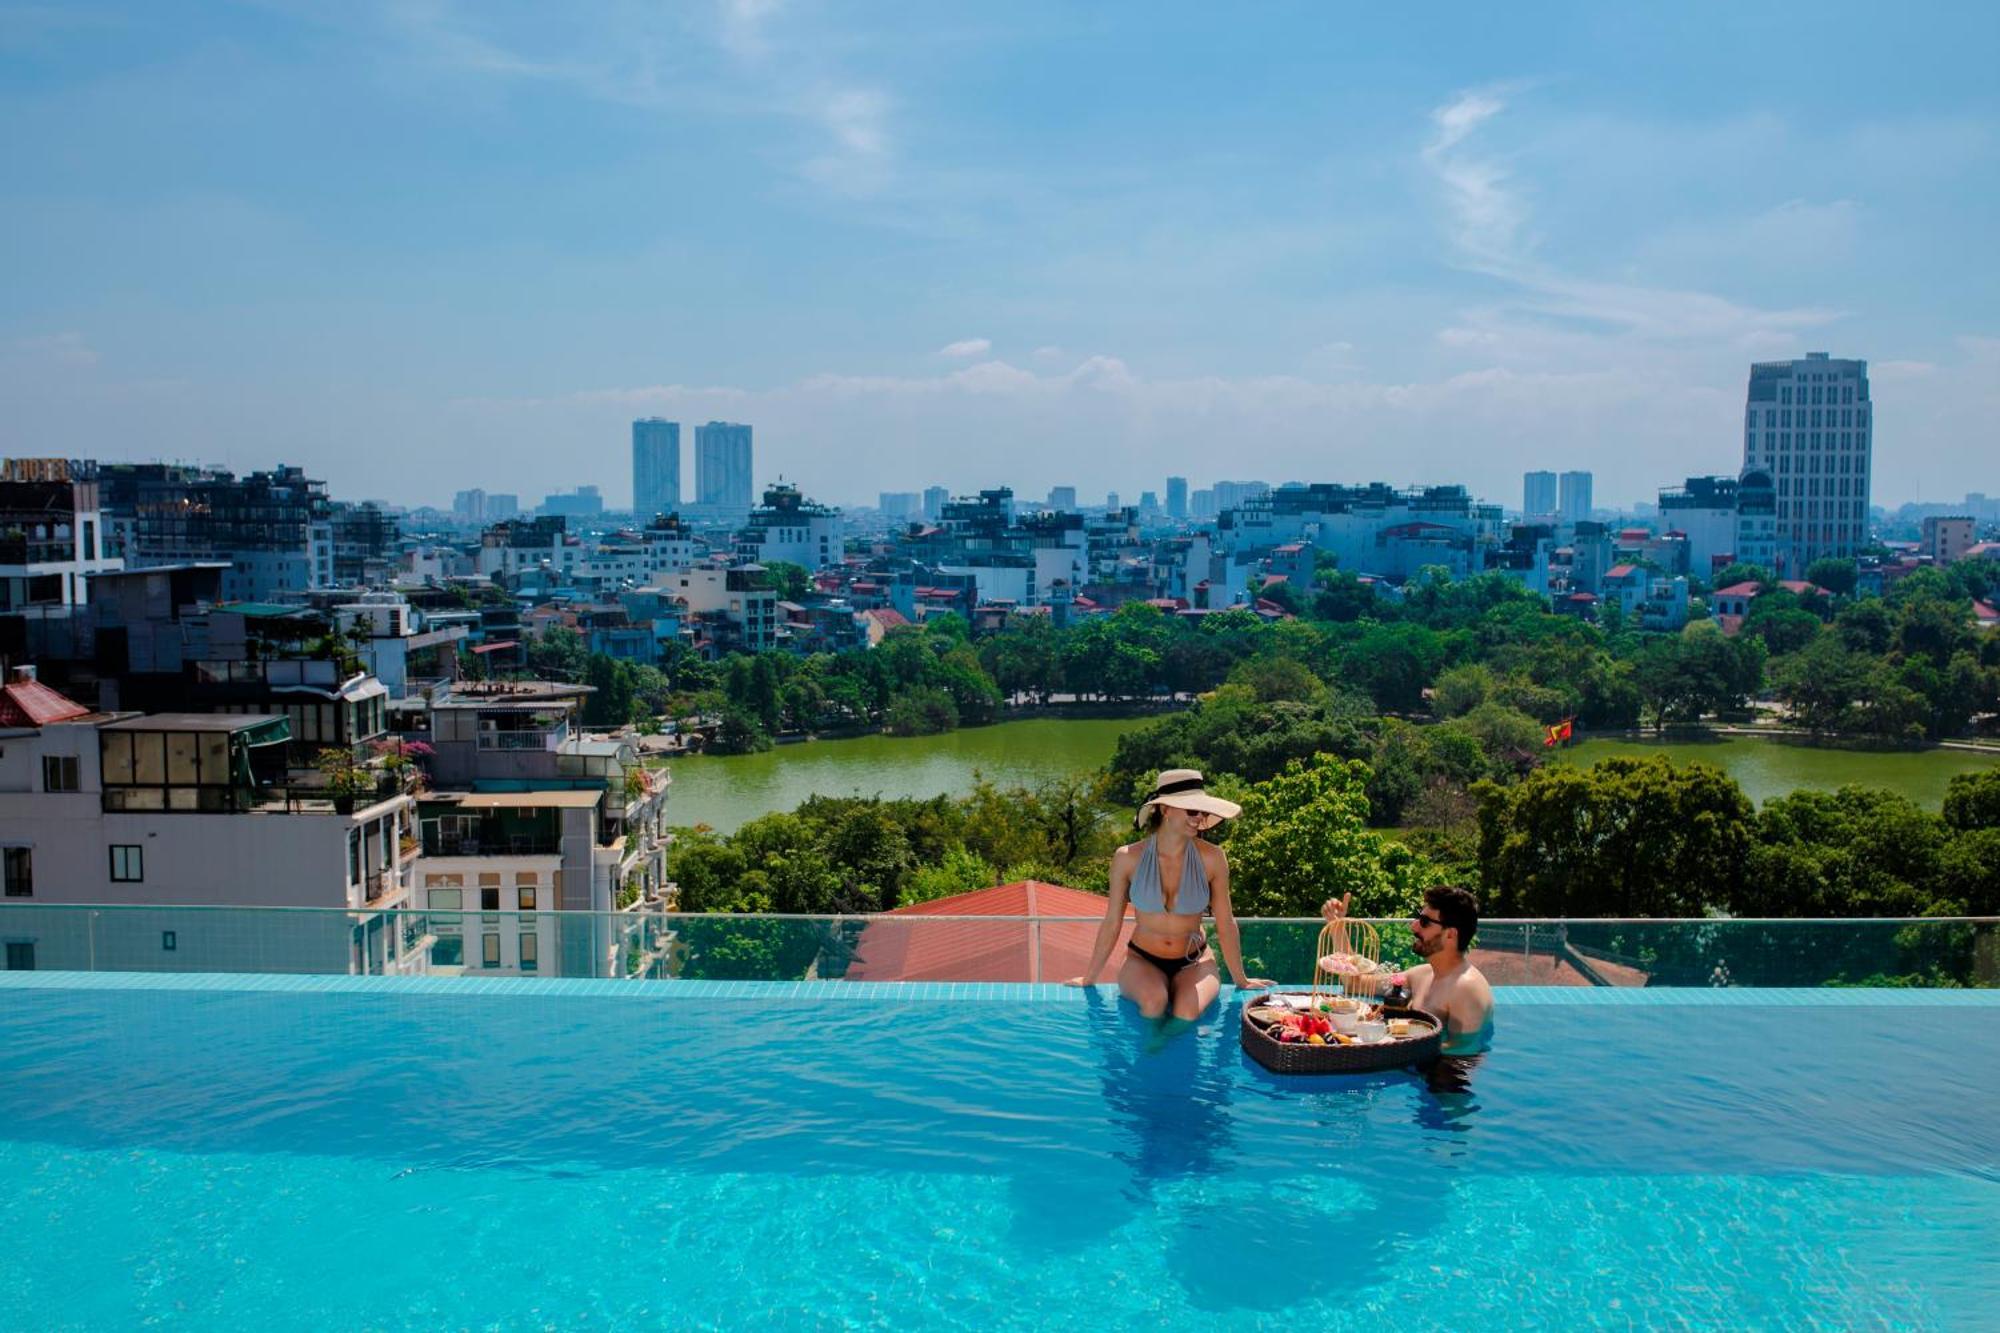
top-left (1412, 933), bottom-right (1442, 958)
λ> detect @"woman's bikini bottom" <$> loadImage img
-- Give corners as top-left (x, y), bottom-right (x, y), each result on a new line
top-left (1128, 938), bottom-right (1210, 983)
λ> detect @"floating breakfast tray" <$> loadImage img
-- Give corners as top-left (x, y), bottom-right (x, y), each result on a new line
top-left (1240, 997), bottom-right (1443, 1074)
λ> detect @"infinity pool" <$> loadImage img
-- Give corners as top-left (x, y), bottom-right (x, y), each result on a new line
top-left (1, 975), bottom-right (1995, 1330)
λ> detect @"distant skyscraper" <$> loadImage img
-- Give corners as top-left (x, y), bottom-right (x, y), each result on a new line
top-left (922, 485), bottom-right (949, 521)
top-left (1047, 486), bottom-right (1077, 512)
top-left (1138, 490), bottom-right (1159, 514)
top-left (1523, 470), bottom-right (1558, 517)
top-left (632, 418), bottom-right (680, 519)
top-left (1166, 476), bottom-right (1188, 520)
top-left (1742, 352), bottom-right (1872, 576)
top-left (485, 493), bottom-right (519, 520)
top-left (543, 484), bottom-right (603, 519)
top-left (1105, 491), bottom-right (1120, 511)
top-left (1191, 488), bottom-right (1218, 519)
top-left (1558, 471), bottom-right (1593, 525)
top-left (1213, 480), bottom-right (1270, 513)
top-left (453, 488), bottom-right (485, 523)
top-left (695, 422), bottom-right (754, 514)
top-left (878, 491), bottom-right (921, 519)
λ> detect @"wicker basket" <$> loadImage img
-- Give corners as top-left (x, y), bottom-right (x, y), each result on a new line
top-left (1314, 915), bottom-right (1385, 999)
top-left (1240, 998), bottom-right (1443, 1074)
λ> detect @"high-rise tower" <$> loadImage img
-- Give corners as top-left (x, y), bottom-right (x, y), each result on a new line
top-left (695, 422), bottom-right (754, 516)
top-left (632, 418), bottom-right (679, 520)
top-left (1742, 352), bottom-right (1871, 576)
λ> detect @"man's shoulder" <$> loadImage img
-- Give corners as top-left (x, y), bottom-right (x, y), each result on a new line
top-left (1459, 962), bottom-right (1495, 998)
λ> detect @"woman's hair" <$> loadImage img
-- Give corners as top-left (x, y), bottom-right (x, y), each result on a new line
top-left (1138, 805), bottom-right (1164, 833)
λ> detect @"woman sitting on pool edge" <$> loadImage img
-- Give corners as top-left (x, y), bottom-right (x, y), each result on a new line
top-left (1065, 769), bottom-right (1273, 1019)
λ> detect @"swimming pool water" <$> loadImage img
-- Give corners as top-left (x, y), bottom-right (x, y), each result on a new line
top-left (0, 976), bottom-right (1995, 1330)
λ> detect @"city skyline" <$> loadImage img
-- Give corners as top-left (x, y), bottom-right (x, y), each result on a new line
top-left (4, 4), bottom-right (1997, 508)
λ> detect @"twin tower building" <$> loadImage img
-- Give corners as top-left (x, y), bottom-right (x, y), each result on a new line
top-left (632, 419), bottom-right (752, 521)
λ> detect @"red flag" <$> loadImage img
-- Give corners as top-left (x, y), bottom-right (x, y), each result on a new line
top-left (1544, 719), bottom-right (1574, 747)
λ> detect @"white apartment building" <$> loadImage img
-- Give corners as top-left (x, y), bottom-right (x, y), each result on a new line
top-left (410, 767), bottom-right (670, 979)
top-left (0, 698), bottom-right (418, 975)
top-left (1742, 352), bottom-right (1872, 577)
top-left (663, 566), bottom-right (777, 653)
top-left (738, 484), bottom-right (844, 571)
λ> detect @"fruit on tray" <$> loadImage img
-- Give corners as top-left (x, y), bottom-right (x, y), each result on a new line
top-left (1318, 953), bottom-right (1378, 975)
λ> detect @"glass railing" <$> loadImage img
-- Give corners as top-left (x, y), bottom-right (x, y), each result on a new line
top-left (0, 904), bottom-right (1994, 989)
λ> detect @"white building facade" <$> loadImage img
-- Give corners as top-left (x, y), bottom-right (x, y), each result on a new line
top-left (1742, 352), bottom-right (1872, 577)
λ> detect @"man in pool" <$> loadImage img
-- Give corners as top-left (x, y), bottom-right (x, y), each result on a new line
top-left (1324, 886), bottom-right (1493, 1054)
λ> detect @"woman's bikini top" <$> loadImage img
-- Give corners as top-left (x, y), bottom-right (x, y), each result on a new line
top-left (1128, 835), bottom-right (1211, 916)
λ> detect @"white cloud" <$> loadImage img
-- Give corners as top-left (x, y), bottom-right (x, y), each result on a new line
top-left (1422, 87), bottom-right (1526, 267)
top-left (938, 337), bottom-right (991, 358)
top-left (1420, 87), bottom-right (1839, 350)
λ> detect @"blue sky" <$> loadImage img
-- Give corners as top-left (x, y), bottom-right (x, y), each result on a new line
top-left (4, 1), bottom-right (1997, 510)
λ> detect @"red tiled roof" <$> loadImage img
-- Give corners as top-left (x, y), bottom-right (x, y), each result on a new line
top-left (1974, 599), bottom-right (2000, 624)
top-left (1713, 581), bottom-right (1762, 597)
top-left (1605, 563), bottom-right (1638, 578)
top-left (846, 881), bottom-right (1131, 983)
top-left (0, 676), bottom-right (91, 727)
top-left (1777, 580), bottom-right (1828, 597)
top-left (861, 607), bottom-right (910, 629)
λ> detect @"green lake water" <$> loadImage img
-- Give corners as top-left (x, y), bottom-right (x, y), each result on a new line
top-left (658, 718), bottom-right (1999, 832)
top-left (658, 717), bottom-right (1152, 832)
top-left (1557, 736), bottom-right (1999, 811)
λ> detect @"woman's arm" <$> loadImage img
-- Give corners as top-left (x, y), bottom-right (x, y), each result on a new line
top-left (1065, 847), bottom-right (1134, 986)
top-left (1207, 849), bottom-right (1273, 990)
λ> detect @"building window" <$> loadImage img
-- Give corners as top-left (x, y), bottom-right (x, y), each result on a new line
top-left (41, 756), bottom-right (79, 792)
top-left (433, 936), bottom-right (464, 966)
top-left (4, 941), bottom-right (33, 971)
top-left (162, 931), bottom-right (177, 952)
top-left (480, 885), bottom-right (500, 921)
top-left (482, 933), bottom-right (502, 968)
top-left (110, 845), bottom-right (144, 882)
top-left (3, 847), bottom-right (30, 897)
top-left (519, 932), bottom-right (538, 972)
top-left (518, 886), bottom-right (537, 911)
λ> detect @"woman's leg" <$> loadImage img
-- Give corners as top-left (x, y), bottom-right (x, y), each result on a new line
top-left (1168, 955), bottom-right (1221, 1022)
top-left (1117, 953), bottom-right (1169, 1019)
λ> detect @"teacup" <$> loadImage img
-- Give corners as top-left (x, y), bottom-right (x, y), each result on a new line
top-left (1329, 1010), bottom-right (1360, 1035)
top-left (1356, 1019), bottom-right (1388, 1043)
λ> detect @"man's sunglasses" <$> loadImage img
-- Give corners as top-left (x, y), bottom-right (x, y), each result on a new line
top-left (1412, 912), bottom-right (1444, 929)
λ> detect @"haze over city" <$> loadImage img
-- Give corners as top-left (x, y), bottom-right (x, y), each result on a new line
top-left (4, 1), bottom-right (1997, 507)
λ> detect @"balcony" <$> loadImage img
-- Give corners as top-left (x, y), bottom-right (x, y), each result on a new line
top-left (422, 832), bottom-right (562, 857)
top-left (477, 728), bottom-right (564, 751)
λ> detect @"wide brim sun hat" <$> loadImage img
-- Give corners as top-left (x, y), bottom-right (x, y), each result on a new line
top-left (1135, 768), bottom-right (1242, 827)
